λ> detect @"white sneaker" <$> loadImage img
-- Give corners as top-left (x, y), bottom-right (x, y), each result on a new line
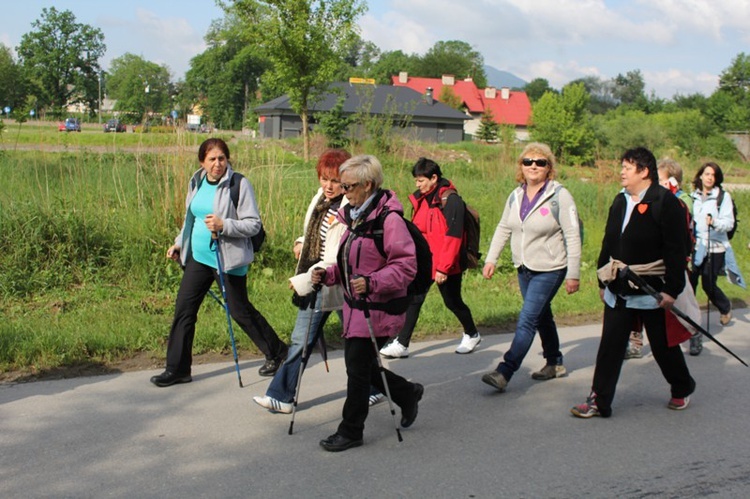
top-left (253, 395), bottom-right (293, 414)
top-left (368, 392), bottom-right (385, 406)
top-left (455, 333), bottom-right (481, 354)
top-left (380, 340), bottom-right (409, 358)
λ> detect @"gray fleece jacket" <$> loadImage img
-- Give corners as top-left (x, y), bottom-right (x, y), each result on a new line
top-left (175, 164), bottom-right (263, 271)
top-left (485, 180), bottom-right (581, 280)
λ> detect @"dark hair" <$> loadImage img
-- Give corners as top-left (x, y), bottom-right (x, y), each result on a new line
top-left (621, 147), bottom-right (657, 183)
top-left (412, 157), bottom-right (442, 179)
top-left (693, 161), bottom-right (724, 191)
top-left (316, 149), bottom-right (351, 179)
top-left (198, 138), bottom-right (231, 162)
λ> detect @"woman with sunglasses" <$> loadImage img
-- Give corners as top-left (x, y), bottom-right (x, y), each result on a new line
top-left (311, 154), bottom-right (423, 452)
top-left (481, 142), bottom-right (582, 393)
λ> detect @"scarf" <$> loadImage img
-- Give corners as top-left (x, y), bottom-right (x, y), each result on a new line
top-left (297, 193), bottom-right (342, 276)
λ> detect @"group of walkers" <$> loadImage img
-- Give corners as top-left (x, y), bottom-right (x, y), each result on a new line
top-left (150, 137), bottom-right (743, 451)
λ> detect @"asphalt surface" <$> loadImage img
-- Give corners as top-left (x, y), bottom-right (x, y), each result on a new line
top-left (2, 309), bottom-right (750, 498)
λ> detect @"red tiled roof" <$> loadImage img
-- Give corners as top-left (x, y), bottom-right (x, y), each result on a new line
top-left (392, 75), bottom-right (530, 126)
top-left (482, 91), bottom-right (531, 126)
top-left (392, 76), bottom-right (483, 113)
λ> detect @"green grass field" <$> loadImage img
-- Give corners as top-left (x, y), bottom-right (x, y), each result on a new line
top-left (1, 123), bottom-right (749, 376)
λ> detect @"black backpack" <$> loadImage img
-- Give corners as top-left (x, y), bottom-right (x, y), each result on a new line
top-left (716, 188), bottom-right (738, 240)
top-left (228, 173), bottom-right (266, 252)
top-left (440, 189), bottom-right (481, 269)
top-left (345, 201), bottom-right (434, 315)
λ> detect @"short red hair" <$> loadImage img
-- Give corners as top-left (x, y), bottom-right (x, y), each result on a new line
top-left (316, 149), bottom-right (351, 179)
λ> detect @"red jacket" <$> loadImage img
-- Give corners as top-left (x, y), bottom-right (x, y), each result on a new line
top-left (409, 179), bottom-right (465, 277)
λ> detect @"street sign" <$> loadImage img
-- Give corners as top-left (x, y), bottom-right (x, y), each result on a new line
top-left (171, 110), bottom-right (178, 119)
top-left (3, 106), bottom-right (10, 114)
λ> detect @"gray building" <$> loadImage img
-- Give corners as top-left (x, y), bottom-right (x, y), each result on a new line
top-left (255, 82), bottom-right (467, 143)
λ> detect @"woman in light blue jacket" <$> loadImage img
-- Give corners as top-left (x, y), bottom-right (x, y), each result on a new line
top-left (690, 162), bottom-right (745, 334)
top-left (150, 138), bottom-right (287, 387)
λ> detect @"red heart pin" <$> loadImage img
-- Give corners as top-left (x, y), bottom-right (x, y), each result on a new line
top-left (637, 204), bottom-right (648, 214)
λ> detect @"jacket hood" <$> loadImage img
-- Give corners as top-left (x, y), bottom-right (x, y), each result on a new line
top-left (340, 189), bottom-right (404, 226)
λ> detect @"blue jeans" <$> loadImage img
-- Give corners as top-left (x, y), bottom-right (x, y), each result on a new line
top-left (497, 267), bottom-right (566, 381)
top-left (266, 294), bottom-right (342, 403)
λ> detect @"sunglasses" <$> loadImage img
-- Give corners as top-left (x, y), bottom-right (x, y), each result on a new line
top-left (341, 182), bottom-right (360, 192)
top-left (522, 158), bottom-right (549, 167)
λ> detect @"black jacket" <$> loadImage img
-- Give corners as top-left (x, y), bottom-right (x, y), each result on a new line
top-left (597, 183), bottom-right (687, 299)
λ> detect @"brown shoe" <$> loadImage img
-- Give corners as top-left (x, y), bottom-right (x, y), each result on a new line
top-left (720, 309), bottom-right (732, 326)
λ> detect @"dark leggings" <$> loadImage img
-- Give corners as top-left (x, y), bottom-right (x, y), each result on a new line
top-left (690, 252), bottom-right (731, 315)
top-left (396, 272), bottom-right (477, 347)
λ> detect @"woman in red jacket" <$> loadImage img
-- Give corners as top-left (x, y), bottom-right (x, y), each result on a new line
top-left (380, 157), bottom-right (480, 358)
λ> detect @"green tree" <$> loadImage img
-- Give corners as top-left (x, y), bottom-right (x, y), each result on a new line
top-left (524, 78), bottom-right (555, 103)
top-left (107, 53), bottom-right (171, 122)
top-left (567, 75), bottom-right (617, 115)
top-left (714, 53), bottom-right (750, 130)
top-left (416, 40), bottom-right (487, 88)
top-left (368, 50), bottom-right (421, 84)
top-left (185, 15), bottom-right (267, 130)
top-left (439, 86), bottom-right (463, 110)
top-left (475, 108), bottom-right (499, 142)
top-left (316, 95), bottom-right (353, 148)
top-left (612, 69), bottom-right (647, 109)
top-left (530, 82), bottom-right (595, 165)
top-left (229, 0), bottom-right (366, 161)
top-left (0, 45), bottom-right (27, 114)
top-left (16, 7), bottom-right (105, 117)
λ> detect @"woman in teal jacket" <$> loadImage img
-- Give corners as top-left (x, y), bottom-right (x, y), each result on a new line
top-left (150, 138), bottom-right (287, 387)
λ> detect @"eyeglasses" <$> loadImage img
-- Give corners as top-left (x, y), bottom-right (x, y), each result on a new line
top-left (341, 182), bottom-right (360, 192)
top-left (522, 158), bottom-right (549, 167)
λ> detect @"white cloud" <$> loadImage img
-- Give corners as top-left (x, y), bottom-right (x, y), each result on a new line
top-left (643, 68), bottom-right (719, 98)
top-left (131, 9), bottom-right (206, 77)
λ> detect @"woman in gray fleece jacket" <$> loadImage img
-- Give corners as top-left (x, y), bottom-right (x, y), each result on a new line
top-left (480, 142), bottom-right (582, 393)
top-left (150, 138), bottom-right (287, 388)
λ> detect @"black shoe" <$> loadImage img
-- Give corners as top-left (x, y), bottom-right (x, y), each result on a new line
top-left (259, 358), bottom-right (281, 377)
top-left (259, 345), bottom-right (289, 377)
top-left (319, 433), bottom-right (363, 452)
top-left (150, 370), bottom-right (192, 387)
top-left (400, 383), bottom-right (424, 428)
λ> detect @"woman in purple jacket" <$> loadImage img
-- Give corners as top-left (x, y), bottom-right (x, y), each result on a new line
top-left (312, 155), bottom-right (424, 452)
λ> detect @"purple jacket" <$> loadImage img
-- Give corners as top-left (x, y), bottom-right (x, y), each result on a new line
top-left (322, 190), bottom-right (417, 339)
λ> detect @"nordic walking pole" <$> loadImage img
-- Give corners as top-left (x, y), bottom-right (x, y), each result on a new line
top-left (706, 218), bottom-right (712, 339)
top-left (212, 233), bottom-right (244, 387)
top-left (289, 283), bottom-right (321, 436)
top-left (355, 278), bottom-right (403, 443)
top-left (619, 266), bottom-right (748, 367)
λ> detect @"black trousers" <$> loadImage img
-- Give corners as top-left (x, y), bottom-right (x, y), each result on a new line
top-left (337, 336), bottom-right (417, 440)
top-left (396, 272), bottom-right (477, 346)
top-left (165, 256), bottom-right (286, 374)
top-left (691, 252), bottom-right (731, 315)
top-left (592, 302), bottom-right (695, 413)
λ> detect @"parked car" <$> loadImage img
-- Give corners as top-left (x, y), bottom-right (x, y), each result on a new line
top-left (59, 117), bottom-right (82, 132)
top-left (104, 119), bottom-right (127, 133)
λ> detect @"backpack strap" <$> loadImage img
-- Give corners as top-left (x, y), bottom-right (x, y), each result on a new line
top-left (229, 172), bottom-right (244, 210)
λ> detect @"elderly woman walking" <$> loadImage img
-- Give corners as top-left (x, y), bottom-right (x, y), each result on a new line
top-left (312, 154), bottom-right (424, 452)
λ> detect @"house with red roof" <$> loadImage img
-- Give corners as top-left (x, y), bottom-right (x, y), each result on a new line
top-left (392, 72), bottom-right (531, 140)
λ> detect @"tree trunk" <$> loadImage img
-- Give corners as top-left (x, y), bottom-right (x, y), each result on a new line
top-left (301, 108), bottom-right (309, 162)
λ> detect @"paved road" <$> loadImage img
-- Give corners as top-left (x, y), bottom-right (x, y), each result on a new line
top-left (2, 310), bottom-right (750, 498)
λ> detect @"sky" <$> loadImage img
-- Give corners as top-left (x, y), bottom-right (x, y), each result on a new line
top-left (2, 0), bottom-right (749, 99)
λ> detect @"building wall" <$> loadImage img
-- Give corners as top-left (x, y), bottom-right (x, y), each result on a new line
top-left (258, 113), bottom-right (464, 143)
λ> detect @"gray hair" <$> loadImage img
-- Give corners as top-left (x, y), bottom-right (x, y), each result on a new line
top-left (657, 157), bottom-right (683, 185)
top-left (339, 154), bottom-right (384, 190)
